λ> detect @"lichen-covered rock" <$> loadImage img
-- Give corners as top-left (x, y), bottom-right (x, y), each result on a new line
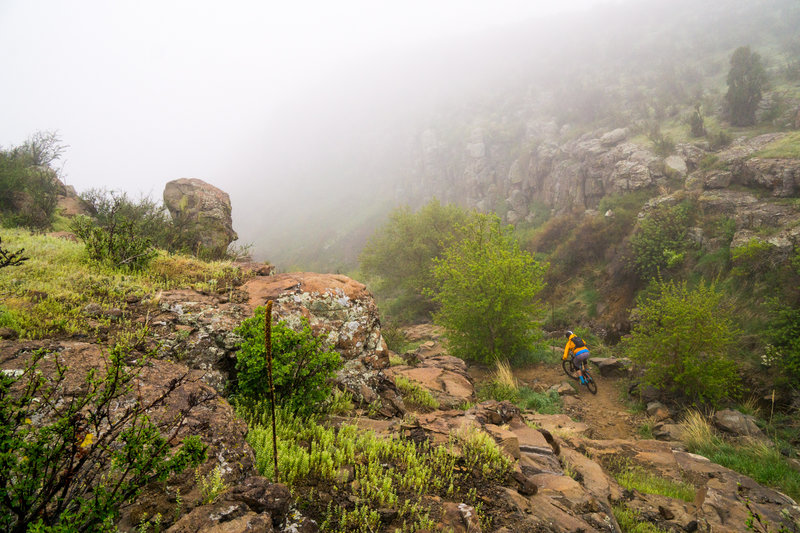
top-left (163, 178), bottom-right (238, 257)
top-left (242, 272), bottom-right (386, 366)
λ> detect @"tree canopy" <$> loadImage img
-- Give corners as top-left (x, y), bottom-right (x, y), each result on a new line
top-left (726, 46), bottom-right (767, 127)
top-left (359, 199), bottom-right (473, 322)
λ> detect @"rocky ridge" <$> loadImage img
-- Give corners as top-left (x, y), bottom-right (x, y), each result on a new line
top-left (3, 270), bottom-right (799, 532)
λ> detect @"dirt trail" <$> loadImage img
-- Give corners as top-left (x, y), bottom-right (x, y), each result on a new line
top-left (465, 357), bottom-right (643, 440)
top-left (403, 325), bottom-right (644, 440)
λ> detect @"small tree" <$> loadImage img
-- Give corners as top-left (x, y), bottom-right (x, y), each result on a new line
top-left (0, 345), bottom-right (208, 532)
top-left (726, 46), bottom-right (767, 127)
top-left (360, 199), bottom-right (473, 322)
top-left (0, 236), bottom-right (28, 269)
top-left (428, 213), bottom-right (547, 364)
top-left (234, 308), bottom-right (342, 418)
top-left (623, 279), bottom-right (739, 406)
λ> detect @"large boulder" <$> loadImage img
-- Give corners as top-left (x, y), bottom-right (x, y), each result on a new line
top-left (242, 272), bottom-right (386, 366)
top-left (163, 178), bottom-right (238, 257)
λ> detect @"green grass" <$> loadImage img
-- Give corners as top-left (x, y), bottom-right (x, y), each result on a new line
top-left (692, 440), bottom-right (800, 501)
top-left (0, 228), bottom-right (243, 339)
top-left (609, 459), bottom-right (695, 502)
top-left (680, 410), bottom-right (800, 501)
top-left (476, 382), bottom-right (563, 414)
top-left (394, 375), bottom-right (440, 411)
top-left (517, 388), bottom-right (563, 414)
top-left (613, 505), bottom-right (670, 533)
top-left (754, 132), bottom-right (800, 159)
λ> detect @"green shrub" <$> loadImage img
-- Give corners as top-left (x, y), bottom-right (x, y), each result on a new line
top-left (243, 405), bottom-right (506, 531)
top-left (630, 202), bottom-right (691, 281)
top-left (609, 459), bottom-right (695, 502)
top-left (731, 239), bottom-right (777, 279)
top-left (428, 213), bottom-right (547, 364)
top-left (765, 300), bottom-right (800, 381)
top-left (0, 132), bottom-right (64, 229)
top-left (518, 388), bottom-right (562, 414)
top-left (71, 213), bottom-right (158, 271)
top-left (613, 506), bottom-right (670, 533)
top-left (623, 279), bottom-right (740, 406)
top-left (233, 307), bottom-right (342, 417)
top-left (394, 376), bottom-right (440, 411)
top-left (0, 345), bottom-right (207, 532)
top-left (360, 199), bottom-right (474, 322)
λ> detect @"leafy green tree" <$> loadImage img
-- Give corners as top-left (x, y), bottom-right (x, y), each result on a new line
top-left (427, 213), bottom-right (547, 364)
top-left (726, 46), bottom-right (767, 127)
top-left (0, 132), bottom-right (65, 229)
top-left (623, 279), bottom-right (739, 406)
top-left (234, 307), bottom-right (342, 417)
top-left (360, 199), bottom-right (473, 322)
top-left (0, 345), bottom-right (207, 532)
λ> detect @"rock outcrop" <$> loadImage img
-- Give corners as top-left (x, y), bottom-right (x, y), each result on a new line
top-left (163, 178), bottom-right (238, 257)
top-left (243, 272), bottom-right (387, 366)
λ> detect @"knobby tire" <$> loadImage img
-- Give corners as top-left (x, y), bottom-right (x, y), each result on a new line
top-left (585, 373), bottom-right (598, 395)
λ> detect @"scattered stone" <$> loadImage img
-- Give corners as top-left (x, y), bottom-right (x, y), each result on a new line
top-left (664, 155), bottom-right (688, 175)
top-left (713, 409), bottom-right (763, 437)
top-left (548, 382), bottom-right (577, 396)
top-left (646, 402), bottom-right (671, 421)
top-left (600, 128), bottom-right (628, 146)
top-left (653, 422), bottom-right (683, 442)
top-left (0, 327), bottom-right (18, 340)
top-left (82, 303), bottom-right (103, 317)
top-left (588, 357), bottom-right (631, 377)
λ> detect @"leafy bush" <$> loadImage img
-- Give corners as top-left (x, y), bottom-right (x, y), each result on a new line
top-left (0, 132), bottom-right (64, 229)
top-left (623, 279), bottom-right (740, 406)
top-left (0, 345), bottom-right (207, 532)
top-left (765, 300), bottom-right (800, 381)
top-left (630, 202), bottom-right (691, 281)
top-left (647, 125), bottom-right (675, 157)
top-left (360, 199), bottom-right (474, 322)
top-left (731, 239), bottom-right (777, 279)
top-left (428, 213), bottom-right (547, 364)
top-left (71, 213), bottom-right (157, 271)
top-left (233, 307), bottom-right (342, 417)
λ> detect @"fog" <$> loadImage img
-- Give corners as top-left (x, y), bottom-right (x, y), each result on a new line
top-left (1, 0), bottom-right (789, 270)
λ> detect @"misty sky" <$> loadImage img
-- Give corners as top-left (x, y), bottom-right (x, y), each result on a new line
top-left (0, 1), bottom-right (606, 196)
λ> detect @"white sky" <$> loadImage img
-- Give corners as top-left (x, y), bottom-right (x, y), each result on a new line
top-left (0, 0), bottom-right (603, 198)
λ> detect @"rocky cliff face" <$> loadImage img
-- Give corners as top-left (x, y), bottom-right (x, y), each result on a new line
top-left (412, 126), bottom-right (800, 228)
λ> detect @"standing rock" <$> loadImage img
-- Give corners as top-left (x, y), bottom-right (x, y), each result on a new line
top-left (163, 178), bottom-right (238, 257)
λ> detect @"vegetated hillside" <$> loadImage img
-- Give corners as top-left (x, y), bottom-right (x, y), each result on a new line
top-left (264, 0), bottom-right (799, 274)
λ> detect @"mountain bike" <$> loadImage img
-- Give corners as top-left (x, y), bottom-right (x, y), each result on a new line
top-left (562, 354), bottom-right (598, 394)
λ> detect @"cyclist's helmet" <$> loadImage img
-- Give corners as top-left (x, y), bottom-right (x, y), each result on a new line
top-left (565, 330), bottom-right (573, 338)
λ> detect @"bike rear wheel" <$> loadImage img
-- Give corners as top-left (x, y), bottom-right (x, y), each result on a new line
top-left (562, 358), bottom-right (579, 380)
top-left (584, 372), bottom-right (598, 394)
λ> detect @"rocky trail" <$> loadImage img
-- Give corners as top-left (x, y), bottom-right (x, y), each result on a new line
top-left (407, 322), bottom-right (644, 441)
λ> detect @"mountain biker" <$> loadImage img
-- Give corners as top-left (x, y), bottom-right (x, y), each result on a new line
top-left (563, 330), bottom-right (590, 384)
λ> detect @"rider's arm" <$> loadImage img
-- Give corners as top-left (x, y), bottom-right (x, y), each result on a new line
top-left (563, 340), bottom-right (572, 360)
